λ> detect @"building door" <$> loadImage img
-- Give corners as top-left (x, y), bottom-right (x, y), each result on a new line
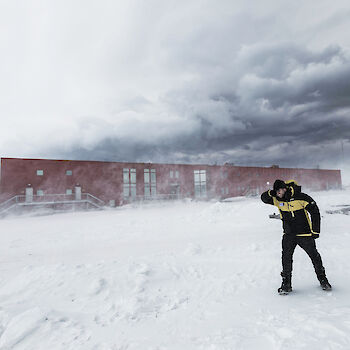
top-left (75, 185), bottom-right (82, 200)
top-left (25, 186), bottom-right (33, 202)
top-left (170, 184), bottom-right (180, 198)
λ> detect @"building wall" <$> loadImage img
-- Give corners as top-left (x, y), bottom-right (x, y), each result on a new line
top-left (0, 158), bottom-right (342, 205)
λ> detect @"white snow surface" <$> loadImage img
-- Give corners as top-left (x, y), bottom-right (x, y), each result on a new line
top-left (0, 189), bottom-right (350, 349)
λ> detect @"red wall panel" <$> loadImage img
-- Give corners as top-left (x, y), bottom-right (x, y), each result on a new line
top-left (0, 158), bottom-right (342, 205)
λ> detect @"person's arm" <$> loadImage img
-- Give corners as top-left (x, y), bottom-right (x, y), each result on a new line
top-left (261, 190), bottom-right (276, 205)
top-left (303, 194), bottom-right (321, 238)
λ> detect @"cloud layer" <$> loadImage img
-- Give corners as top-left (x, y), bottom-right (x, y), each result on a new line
top-left (1, 0), bottom-right (350, 171)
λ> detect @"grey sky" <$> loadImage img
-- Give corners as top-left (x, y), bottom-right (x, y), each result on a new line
top-left (1, 0), bottom-right (350, 174)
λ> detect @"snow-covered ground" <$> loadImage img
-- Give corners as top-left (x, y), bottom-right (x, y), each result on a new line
top-left (0, 189), bottom-right (350, 350)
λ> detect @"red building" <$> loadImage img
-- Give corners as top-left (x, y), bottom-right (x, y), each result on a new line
top-left (0, 157), bottom-right (342, 209)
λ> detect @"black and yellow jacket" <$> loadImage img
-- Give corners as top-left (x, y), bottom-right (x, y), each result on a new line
top-left (261, 180), bottom-right (320, 237)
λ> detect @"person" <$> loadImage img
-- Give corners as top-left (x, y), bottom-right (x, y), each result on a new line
top-left (261, 179), bottom-right (332, 294)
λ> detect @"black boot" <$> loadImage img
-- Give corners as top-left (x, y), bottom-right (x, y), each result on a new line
top-left (317, 274), bottom-right (332, 291)
top-left (278, 272), bottom-right (292, 294)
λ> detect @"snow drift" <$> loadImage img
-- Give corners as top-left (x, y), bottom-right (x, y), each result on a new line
top-left (0, 189), bottom-right (349, 349)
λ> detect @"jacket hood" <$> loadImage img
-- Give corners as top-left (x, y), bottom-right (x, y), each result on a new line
top-left (285, 179), bottom-right (302, 196)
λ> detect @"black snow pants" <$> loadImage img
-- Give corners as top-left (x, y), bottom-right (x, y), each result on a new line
top-left (282, 234), bottom-right (325, 276)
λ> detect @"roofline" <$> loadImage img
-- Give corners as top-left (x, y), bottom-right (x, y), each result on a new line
top-left (0, 157), bottom-right (341, 172)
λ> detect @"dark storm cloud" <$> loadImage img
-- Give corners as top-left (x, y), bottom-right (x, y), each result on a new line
top-left (56, 42), bottom-right (350, 169)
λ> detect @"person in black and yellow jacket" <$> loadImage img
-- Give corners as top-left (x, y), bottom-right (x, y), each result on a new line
top-left (261, 179), bottom-right (332, 294)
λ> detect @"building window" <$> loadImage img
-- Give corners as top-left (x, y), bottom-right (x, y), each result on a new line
top-left (221, 187), bottom-right (229, 195)
top-left (194, 170), bottom-right (207, 198)
top-left (66, 189), bottom-right (73, 195)
top-left (221, 170), bottom-right (228, 179)
top-left (37, 170), bottom-right (44, 176)
top-left (66, 170), bottom-right (72, 176)
top-left (144, 169), bottom-right (156, 197)
top-left (123, 168), bottom-right (137, 198)
top-left (171, 170), bottom-right (179, 179)
top-left (37, 189), bottom-right (44, 196)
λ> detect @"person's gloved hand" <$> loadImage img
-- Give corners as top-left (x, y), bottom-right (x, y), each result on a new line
top-left (312, 232), bottom-right (320, 239)
top-left (283, 187), bottom-right (292, 201)
top-left (268, 189), bottom-right (277, 197)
